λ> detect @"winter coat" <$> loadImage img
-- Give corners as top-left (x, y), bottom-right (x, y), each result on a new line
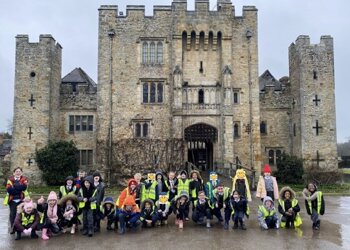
top-left (5, 175), bottom-right (28, 203)
top-left (165, 177), bottom-right (178, 200)
top-left (302, 187), bottom-right (325, 215)
top-left (256, 175), bottom-right (279, 200)
top-left (258, 196), bottom-right (279, 228)
top-left (140, 199), bottom-right (156, 221)
top-left (230, 197), bottom-right (248, 216)
top-left (278, 186), bottom-right (300, 215)
top-left (14, 202), bottom-right (40, 231)
top-left (117, 179), bottom-right (138, 209)
top-left (77, 176), bottom-right (97, 210)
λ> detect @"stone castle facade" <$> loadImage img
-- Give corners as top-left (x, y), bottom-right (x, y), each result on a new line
top-left (11, 0), bottom-right (338, 184)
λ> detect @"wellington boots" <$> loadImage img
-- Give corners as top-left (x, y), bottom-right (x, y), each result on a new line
top-left (41, 228), bottom-right (49, 240)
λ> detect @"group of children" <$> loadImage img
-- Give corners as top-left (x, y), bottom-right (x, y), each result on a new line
top-left (6, 164), bottom-right (326, 241)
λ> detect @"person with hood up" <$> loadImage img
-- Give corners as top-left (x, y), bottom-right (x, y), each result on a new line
top-left (189, 170), bottom-right (204, 204)
top-left (92, 171), bottom-right (105, 232)
top-left (117, 196), bottom-right (141, 234)
top-left (258, 196), bottom-right (279, 230)
top-left (37, 191), bottom-right (61, 240)
top-left (100, 196), bottom-right (117, 231)
top-left (13, 199), bottom-right (39, 240)
top-left (140, 199), bottom-right (158, 228)
top-left (116, 179), bottom-right (138, 209)
top-left (278, 186), bottom-right (302, 229)
top-left (59, 193), bottom-right (79, 234)
top-left (192, 190), bottom-right (213, 228)
top-left (78, 175), bottom-right (97, 237)
top-left (256, 164), bottom-right (279, 201)
top-left (171, 191), bottom-right (190, 229)
top-left (212, 183), bottom-right (231, 229)
top-left (302, 183), bottom-right (325, 230)
top-left (59, 176), bottom-right (78, 199)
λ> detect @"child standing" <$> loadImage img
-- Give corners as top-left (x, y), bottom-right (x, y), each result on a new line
top-left (189, 170), bottom-right (204, 205)
top-left (212, 184), bottom-right (231, 229)
top-left (37, 191), bottom-right (61, 240)
top-left (78, 175), bottom-right (97, 237)
top-left (204, 171), bottom-right (219, 204)
top-left (172, 191), bottom-right (190, 229)
top-left (278, 186), bottom-right (302, 229)
top-left (166, 171), bottom-right (178, 202)
top-left (258, 196), bottom-right (279, 230)
top-left (140, 199), bottom-right (158, 228)
top-left (59, 176), bottom-right (77, 199)
top-left (101, 196), bottom-right (116, 231)
top-left (302, 183), bottom-right (325, 230)
top-left (230, 190), bottom-right (248, 230)
top-left (59, 194), bottom-right (79, 234)
top-left (13, 199), bottom-right (39, 240)
top-left (176, 170), bottom-right (190, 220)
top-left (92, 171), bottom-right (105, 232)
top-left (256, 164), bottom-right (279, 201)
top-left (192, 190), bottom-right (213, 228)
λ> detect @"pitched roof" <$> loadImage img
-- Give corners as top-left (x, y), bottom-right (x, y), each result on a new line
top-left (259, 70), bottom-right (282, 91)
top-left (61, 68), bottom-right (96, 87)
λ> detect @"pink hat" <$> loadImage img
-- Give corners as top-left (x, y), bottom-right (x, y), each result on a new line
top-left (23, 200), bottom-right (34, 210)
top-left (263, 164), bottom-right (271, 174)
top-left (47, 191), bottom-right (58, 201)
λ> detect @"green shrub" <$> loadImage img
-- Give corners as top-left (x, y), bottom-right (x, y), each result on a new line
top-left (275, 153), bottom-right (304, 184)
top-left (35, 140), bottom-right (78, 185)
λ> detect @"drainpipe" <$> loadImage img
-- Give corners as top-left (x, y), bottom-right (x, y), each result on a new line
top-left (107, 29), bottom-right (115, 186)
top-left (246, 30), bottom-right (256, 189)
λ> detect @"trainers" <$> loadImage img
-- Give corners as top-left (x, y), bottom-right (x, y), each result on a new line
top-left (240, 224), bottom-right (247, 230)
top-left (70, 227), bottom-right (76, 234)
top-left (179, 220), bottom-right (183, 229)
top-left (224, 222), bottom-right (229, 230)
top-left (185, 217), bottom-right (189, 221)
top-left (156, 221), bottom-right (161, 227)
top-left (163, 220), bottom-right (168, 225)
top-left (175, 219), bottom-right (179, 225)
top-left (233, 223), bottom-right (238, 229)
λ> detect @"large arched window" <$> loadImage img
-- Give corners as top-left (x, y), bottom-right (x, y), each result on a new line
top-left (198, 89), bottom-right (204, 104)
top-left (142, 42), bottom-right (148, 64)
top-left (150, 42), bottom-right (156, 64)
top-left (157, 42), bottom-right (163, 63)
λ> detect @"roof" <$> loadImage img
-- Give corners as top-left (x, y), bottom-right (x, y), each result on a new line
top-left (0, 139), bottom-right (12, 157)
top-left (259, 70), bottom-right (283, 92)
top-left (61, 68), bottom-right (96, 87)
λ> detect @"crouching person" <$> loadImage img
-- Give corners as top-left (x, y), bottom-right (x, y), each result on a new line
top-left (172, 191), bottom-right (190, 229)
top-left (59, 194), bottom-right (79, 234)
top-left (155, 192), bottom-right (170, 226)
top-left (230, 190), bottom-right (249, 230)
top-left (140, 199), bottom-right (158, 228)
top-left (258, 196), bottom-right (279, 230)
top-left (37, 191), bottom-right (61, 240)
top-left (13, 199), bottom-right (39, 240)
top-left (117, 196), bottom-right (141, 234)
top-left (278, 186), bottom-right (302, 229)
top-left (101, 197), bottom-right (117, 231)
top-left (192, 190), bottom-right (212, 228)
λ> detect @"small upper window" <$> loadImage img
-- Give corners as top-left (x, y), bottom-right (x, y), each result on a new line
top-left (198, 89), bottom-right (204, 104)
top-left (260, 121), bottom-right (267, 134)
top-left (233, 123), bottom-right (240, 138)
top-left (30, 71), bottom-right (36, 78)
top-left (134, 122), bottom-right (150, 138)
top-left (313, 70), bottom-right (318, 80)
top-left (142, 41), bottom-right (163, 65)
top-left (142, 82), bottom-right (164, 104)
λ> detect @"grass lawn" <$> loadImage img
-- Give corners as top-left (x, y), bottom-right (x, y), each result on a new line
top-left (341, 168), bottom-right (350, 174)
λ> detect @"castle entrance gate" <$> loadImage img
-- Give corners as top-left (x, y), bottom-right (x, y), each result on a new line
top-left (184, 123), bottom-right (218, 172)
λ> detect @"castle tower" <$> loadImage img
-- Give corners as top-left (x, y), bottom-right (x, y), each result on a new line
top-left (289, 35), bottom-right (337, 170)
top-left (11, 35), bottom-right (62, 183)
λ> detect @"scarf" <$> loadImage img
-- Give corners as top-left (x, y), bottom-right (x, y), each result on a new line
top-left (47, 204), bottom-right (58, 223)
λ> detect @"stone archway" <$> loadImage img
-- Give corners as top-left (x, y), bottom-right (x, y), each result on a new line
top-left (184, 123), bottom-right (218, 171)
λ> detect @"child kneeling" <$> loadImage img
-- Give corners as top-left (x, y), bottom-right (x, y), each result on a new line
top-left (117, 196), bottom-right (141, 234)
top-left (101, 196), bottom-right (117, 231)
top-left (140, 199), bottom-right (158, 228)
top-left (278, 186), bottom-right (302, 229)
top-left (258, 196), bottom-right (279, 230)
top-left (192, 190), bottom-right (212, 228)
top-left (13, 199), bottom-right (39, 240)
top-left (59, 194), bottom-right (79, 234)
top-left (172, 191), bottom-right (190, 229)
top-left (230, 190), bottom-right (249, 230)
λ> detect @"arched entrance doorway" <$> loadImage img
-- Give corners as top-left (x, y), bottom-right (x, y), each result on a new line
top-left (184, 123), bottom-right (218, 171)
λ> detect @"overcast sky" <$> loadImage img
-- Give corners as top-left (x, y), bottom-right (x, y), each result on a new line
top-left (0, 0), bottom-right (349, 142)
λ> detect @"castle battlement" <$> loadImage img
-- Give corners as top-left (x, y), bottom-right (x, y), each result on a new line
top-left (16, 34), bottom-right (62, 50)
top-left (293, 35), bottom-right (333, 50)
